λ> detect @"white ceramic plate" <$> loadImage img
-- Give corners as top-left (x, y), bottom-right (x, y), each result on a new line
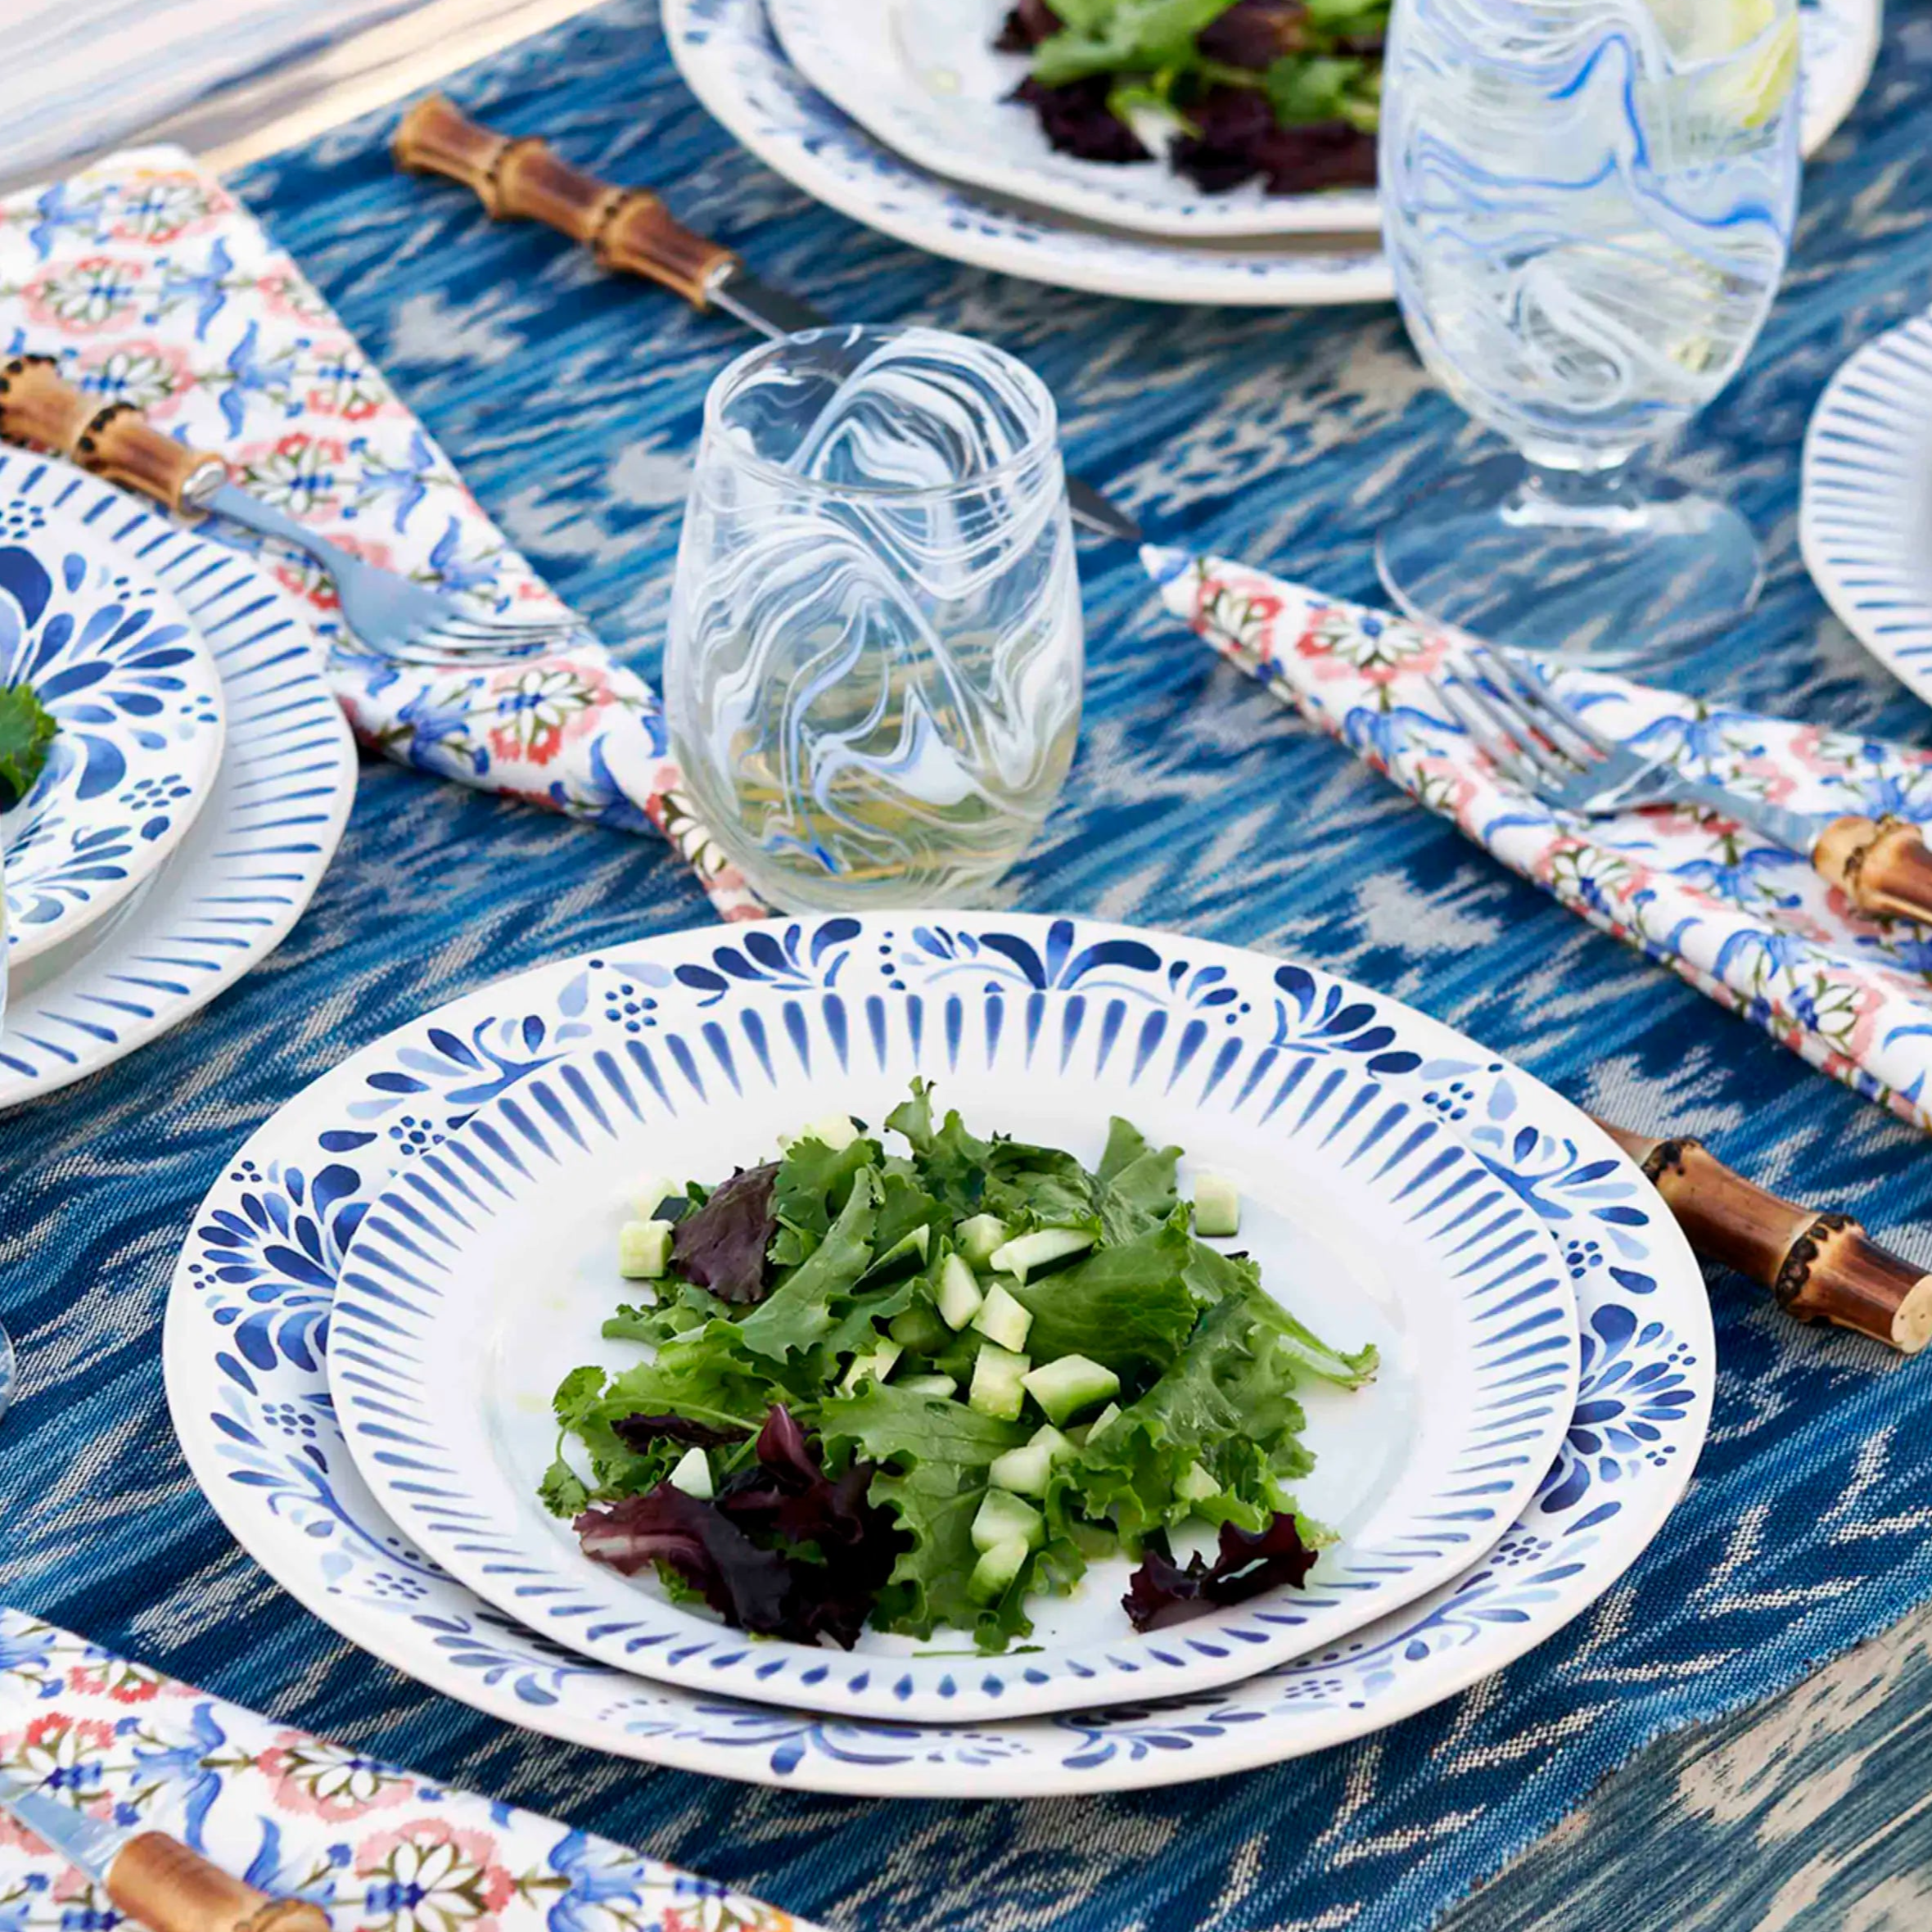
top-left (330, 1000), bottom-right (1578, 1722)
top-left (670, 0), bottom-right (1872, 309)
top-left (1, 491), bottom-right (226, 968)
top-left (1800, 306), bottom-right (1932, 705)
top-left (766, 0), bottom-right (1380, 242)
top-left (0, 455), bottom-right (356, 1109)
top-left (165, 914), bottom-right (1712, 1795)
top-left (668, 0), bottom-right (1395, 308)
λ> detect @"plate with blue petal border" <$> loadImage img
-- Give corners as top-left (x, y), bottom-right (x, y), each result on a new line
top-left (166, 915), bottom-right (1712, 1792)
top-left (329, 961), bottom-right (1580, 1722)
top-left (0, 454), bottom-right (355, 1110)
top-left (1, 488), bottom-right (226, 968)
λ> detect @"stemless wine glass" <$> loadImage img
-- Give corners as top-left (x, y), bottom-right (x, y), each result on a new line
top-left (665, 325), bottom-right (1083, 911)
top-left (1377, 0), bottom-right (1802, 661)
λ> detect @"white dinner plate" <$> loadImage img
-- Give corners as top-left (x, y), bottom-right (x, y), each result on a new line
top-left (670, 0), bottom-right (1874, 309)
top-left (668, 0), bottom-right (1395, 308)
top-left (0, 455), bottom-right (356, 1109)
top-left (330, 994), bottom-right (1578, 1722)
top-left (166, 914), bottom-right (1712, 1795)
top-left (1800, 305), bottom-right (1932, 707)
top-left (1, 490), bottom-right (226, 968)
top-left (766, 0), bottom-right (1380, 242)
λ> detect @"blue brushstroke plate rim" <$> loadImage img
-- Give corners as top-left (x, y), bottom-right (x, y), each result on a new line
top-left (165, 914), bottom-right (1713, 1794)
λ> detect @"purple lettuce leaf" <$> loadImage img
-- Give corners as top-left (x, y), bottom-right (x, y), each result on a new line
top-left (670, 1162), bottom-right (779, 1304)
top-left (1011, 75), bottom-right (1153, 165)
top-left (1122, 1514), bottom-right (1318, 1632)
top-left (611, 1412), bottom-right (752, 1454)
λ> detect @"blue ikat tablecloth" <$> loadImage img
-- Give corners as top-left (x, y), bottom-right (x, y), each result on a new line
top-left (4, 4), bottom-right (1932, 1930)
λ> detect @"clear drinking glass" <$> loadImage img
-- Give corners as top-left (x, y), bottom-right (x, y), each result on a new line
top-left (1377, 0), bottom-right (1802, 661)
top-left (664, 326), bottom-right (1083, 911)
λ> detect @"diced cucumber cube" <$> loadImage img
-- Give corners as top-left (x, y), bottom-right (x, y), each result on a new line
top-left (986, 1227), bottom-right (1095, 1283)
top-left (617, 1219), bottom-right (675, 1280)
top-left (1175, 1460), bottom-right (1221, 1504)
top-left (1084, 1402), bottom-right (1122, 1442)
top-left (972, 1280), bottom-right (1034, 1352)
top-left (968, 1535), bottom-right (1031, 1605)
top-left (896, 1372), bottom-right (958, 1398)
top-left (937, 1253), bottom-right (984, 1331)
top-left (838, 1340), bottom-right (903, 1393)
top-left (888, 1302), bottom-right (949, 1356)
top-left (968, 1343), bottom-right (1031, 1421)
top-left (988, 1440), bottom-right (1054, 1498)
top-left (799, 1111), bottom-right (860, 1152)
top-left (956, 1213), bottom-right (1011, 1268)
top-left (1192, 1172), bottom-right (1242, 1239)
top-left (667, 1447), bottom-right (713, 1500)
top-left (972, 1487), bottom-right (1045, 1552)
top-left (1029, 1424), bottom-right (1077, 1463)
top-left (1022, 1354), bottom-right (1119, 1426)
top-left (625, 1175), bottom-right (675, 1220)
top-left (862, 1225), bottom-right (931, 1287)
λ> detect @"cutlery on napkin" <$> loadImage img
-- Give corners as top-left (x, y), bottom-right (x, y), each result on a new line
top-left (1442, 642), bottom-right (1932, 928)
top-left (389, 93), bottom-right (1144, 546)
top-left (0, 1767), bottom-right (329, 1932)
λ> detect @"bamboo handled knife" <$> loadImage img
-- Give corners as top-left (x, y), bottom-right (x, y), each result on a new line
top-left (392, 93), bottom-right (1143, 545)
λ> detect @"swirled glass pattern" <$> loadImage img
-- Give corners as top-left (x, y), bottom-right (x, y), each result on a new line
top-left (666, 327), bottom-right (1081, 910)
top-left (1381, 0), bottom-right (1802, 467)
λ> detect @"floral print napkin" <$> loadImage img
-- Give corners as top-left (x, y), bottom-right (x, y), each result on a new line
top-left (0, 147), bottom-right (762, 921)
top-left (1149, 548), bottom-right (1932, 1131)
top-left (0, 1609), bottom-right (810, 1932)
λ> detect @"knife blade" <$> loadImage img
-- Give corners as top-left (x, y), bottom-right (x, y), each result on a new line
top-left (0, 1766), bottom-right (332, 1932)
top-left (393, 94), bottom-right (1144, 547)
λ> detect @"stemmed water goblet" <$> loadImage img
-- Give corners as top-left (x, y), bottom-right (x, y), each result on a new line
top-left (1376, 0), bottom-right (1803, 662)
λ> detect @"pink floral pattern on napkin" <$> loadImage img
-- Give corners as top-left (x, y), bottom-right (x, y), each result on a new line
top-left (0, 1611), bottom-right (809, 1932)
top-left (1150, 548), bottom-right (1932, 1131)
top-left (0, 148), bottom-right (763, 921)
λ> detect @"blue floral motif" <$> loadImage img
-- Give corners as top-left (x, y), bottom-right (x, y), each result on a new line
top-left (673, 919), bottom-right (862, 1004)
top-left (899, 917), bottom-right (1162, 998)
top-left (1269, 964), bottom-right (1423, 1074)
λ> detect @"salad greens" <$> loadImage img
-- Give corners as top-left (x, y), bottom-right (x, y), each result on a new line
top-left (997, 0), bottom-right (1387, 196)
top-left (547, 1081), bottom-right (1376, 1652)
top-left (0, 683), bottom-right (56, 810)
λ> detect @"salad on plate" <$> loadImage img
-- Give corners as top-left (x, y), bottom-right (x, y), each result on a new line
top-left (996, 0), bottom-right (1387, 196)
top-left (544, 1081), bottom-right (1375, 1654)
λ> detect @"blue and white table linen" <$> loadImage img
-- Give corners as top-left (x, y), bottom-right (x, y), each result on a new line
top-left (0, 148), bottom-right (760, 923)
top-left (0, 1608), bottom-right (812, 1932)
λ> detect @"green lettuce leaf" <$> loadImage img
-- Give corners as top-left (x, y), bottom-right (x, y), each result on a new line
top-left (0, 683), bottom-right (56, 810)
top-left (1010, 1221), bottom-right (1197, 1379)
top-left (819, 1384), bottom-right (1035, 1641)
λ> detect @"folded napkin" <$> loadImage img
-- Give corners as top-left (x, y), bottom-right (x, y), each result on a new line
top-left (0, 147), bottom-right (763, 922)
top-left (0, 1608), bottom-right (811, 1932)
top-left (1150, 548), bottom-right (1932, 1131)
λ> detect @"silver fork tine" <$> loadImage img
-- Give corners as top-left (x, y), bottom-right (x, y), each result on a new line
top-left (1438, 671), bottom-right (1546, 792)
top-left (1481, 648), bottom-right (1621, 764)
top-left (1442, 662), bottom-right (1578, 788)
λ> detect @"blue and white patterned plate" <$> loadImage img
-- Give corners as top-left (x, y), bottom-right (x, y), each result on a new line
top-left (330, 970), bottom-right (1579, 1722)
top-left (0, 454), bottom-right (356, 1109)
top-left (668, 0), bottom-right (1873, 309)
top-left (165, 915), bottom-right (1713, 1795)
top-left (766, 0), bottom-right (1381, 242)
top-left (1800, 305), bottom-right (1932, 706)
top-left (1, 492), bottom-right (226, 968)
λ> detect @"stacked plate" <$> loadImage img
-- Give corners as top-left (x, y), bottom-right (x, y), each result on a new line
top-left (166, 910), bottom-right (1715, 1797)
top-left (0, 454), bottom-right (356, 1111)
top-left (664, 0), bottom-right (1880, 309)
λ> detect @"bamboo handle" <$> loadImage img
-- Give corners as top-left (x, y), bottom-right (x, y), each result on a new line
top-left (0, 357), bottom-right (225, 513)
top-left (107, 1833), bottom-right (332, 1932)
top-left (1593, 1117), bottom-right (1932, 1354)
top-left (393, 94), bottom-right (738, 309)
top-left (1813, 815), bottom-right (1932, 927)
